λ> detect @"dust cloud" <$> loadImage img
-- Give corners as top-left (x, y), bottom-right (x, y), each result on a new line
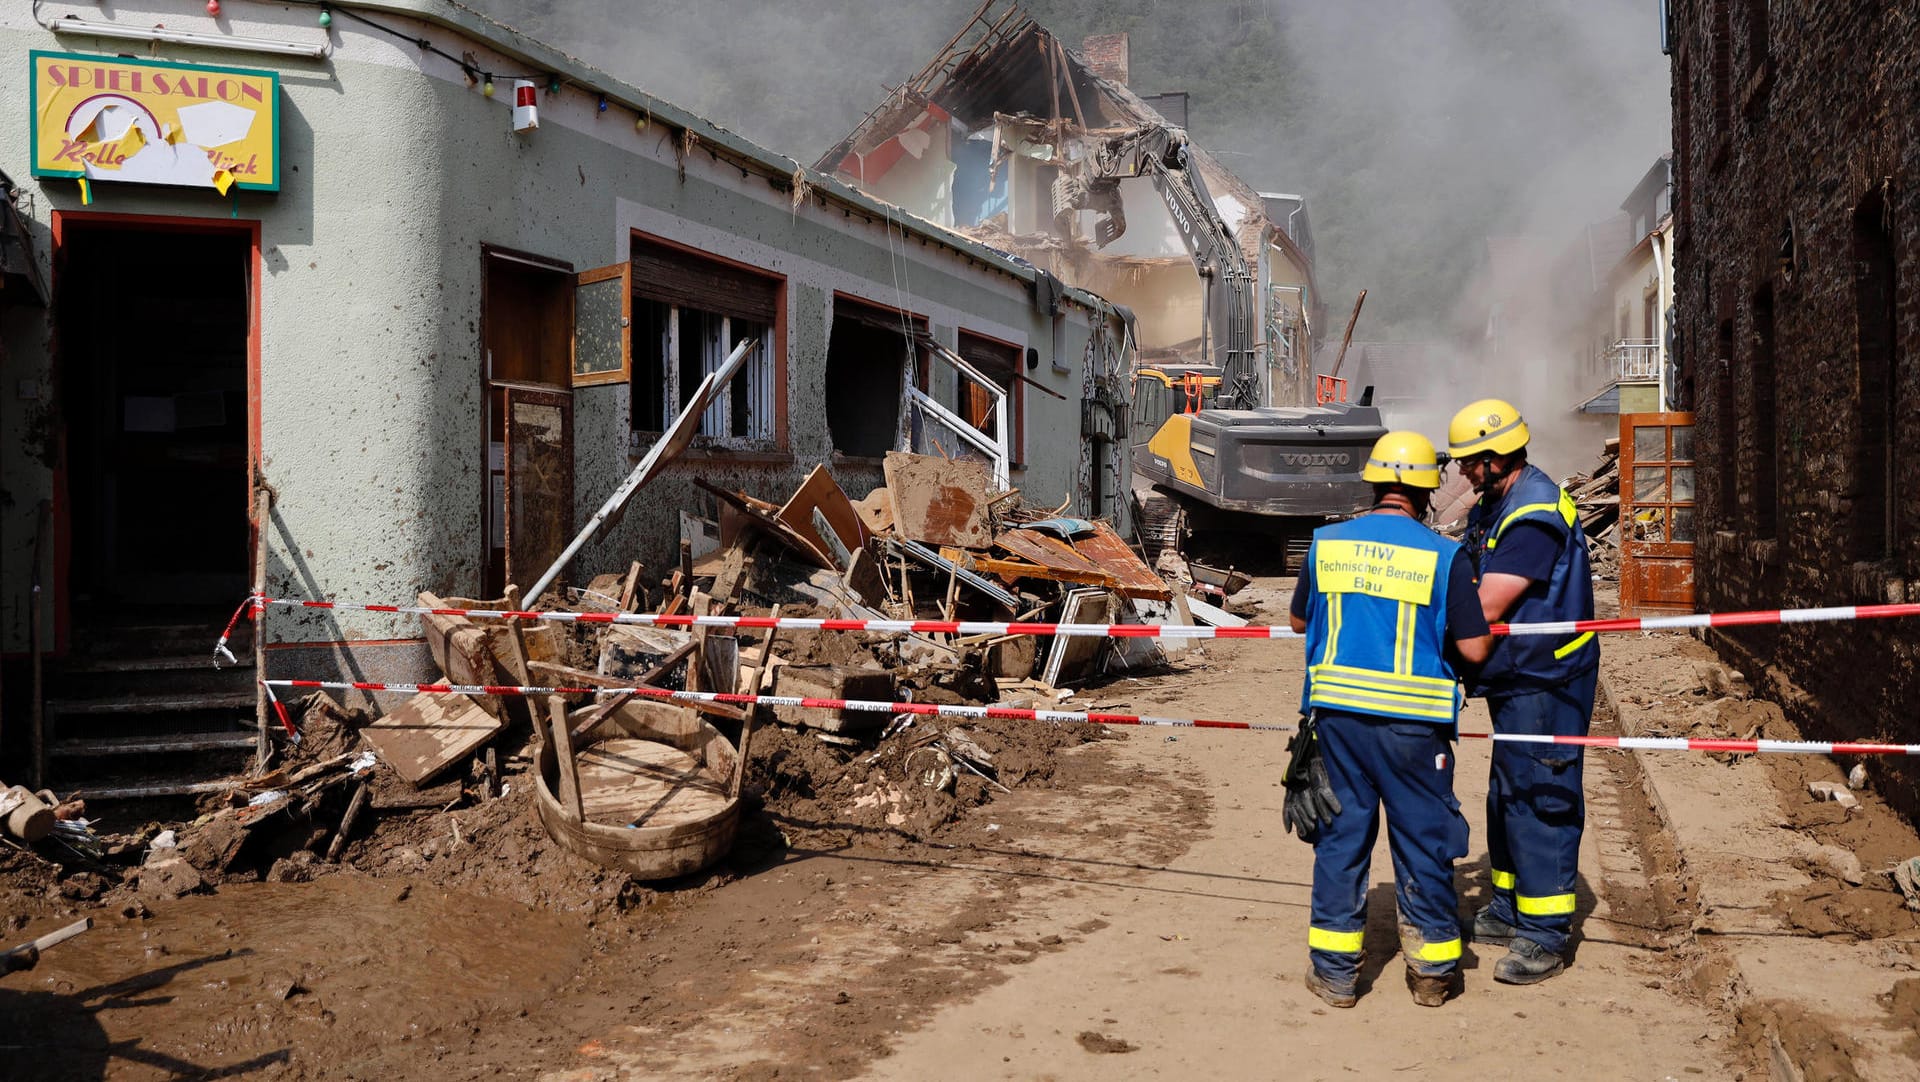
top-left (466, 0), bottom-right (1669, 474)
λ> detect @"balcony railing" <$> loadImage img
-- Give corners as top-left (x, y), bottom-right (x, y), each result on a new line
top-left (1604, 338), bottom-right (1662, 382)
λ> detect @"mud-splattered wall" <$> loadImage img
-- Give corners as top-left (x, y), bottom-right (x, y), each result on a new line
top-left (0, 2), bottom-right (1123, 680)
top-left (1668, 0), bottom-right (1920, 820)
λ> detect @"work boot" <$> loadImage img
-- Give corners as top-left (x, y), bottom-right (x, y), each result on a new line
top-left (1471, 905), bottom-right (1517, 947)
top-left (1304, 967), bottom-right (1358, 1008)
top-left (1493, 936), bottom-right (1565, 985)
top-left (1405, 966), bottom-right (1454, 1007)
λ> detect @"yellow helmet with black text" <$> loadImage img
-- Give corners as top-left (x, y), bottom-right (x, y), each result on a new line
top-left (1447, 398), bottom-right (1531, 457)
top-left (1361, 430), bottom-right (1443, 489)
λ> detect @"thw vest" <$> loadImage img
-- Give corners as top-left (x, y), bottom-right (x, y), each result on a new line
top-left (1300, 513), bottom-right (1465, 725)
top-left (1463, 463), bottom-right (1598, 694)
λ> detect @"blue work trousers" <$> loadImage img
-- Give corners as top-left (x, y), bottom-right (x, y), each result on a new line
top-left (1308, 710), bottom-right (1469, 986)
top-left (1482, 666), bottom-right (1598, 956)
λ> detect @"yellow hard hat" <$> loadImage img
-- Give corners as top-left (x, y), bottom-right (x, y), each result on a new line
top-left (1447, 398), bottom-right (1531, 457)
top-left (1362, 430), bottom-right (1443, 489)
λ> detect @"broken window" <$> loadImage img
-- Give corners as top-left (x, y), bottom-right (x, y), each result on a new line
top-left (826, 298), bottom-right (922, 458)
top-left (629, 236), bottom-right (780, 450)
top-left (957, 332), bottom-right (1024, 465)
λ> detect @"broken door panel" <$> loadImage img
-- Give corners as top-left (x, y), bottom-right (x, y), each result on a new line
top-left (1619, 411), bottom-right (1696, 616)
top-left (504, 387), bottom-right (573, 591)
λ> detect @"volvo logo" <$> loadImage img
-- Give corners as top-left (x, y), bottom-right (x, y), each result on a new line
top-left (1281, 452), bottom-right (1352, 466)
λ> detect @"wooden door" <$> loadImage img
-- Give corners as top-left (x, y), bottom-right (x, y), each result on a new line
top-left (1619, 411), bottom-right (1696, 616)
top-left (503, 386), bottom-right (572, 592)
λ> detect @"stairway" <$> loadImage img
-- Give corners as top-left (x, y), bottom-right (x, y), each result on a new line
top-left (44, 617), bottom-right (268, 799)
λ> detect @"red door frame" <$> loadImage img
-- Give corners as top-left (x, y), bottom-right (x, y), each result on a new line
top-left (48, 211), bottom-right (263, 653)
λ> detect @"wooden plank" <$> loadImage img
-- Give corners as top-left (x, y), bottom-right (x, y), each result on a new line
top-left (882, 451), bottom-right (993, 549)
top-left (1186, 596), bottom-right (1249, 628)
top-left (1068, 521), bottom-right (1173, 600)
top-left (361, 692), bottom-right (505, 785)
top-left (777, 464), bottom-right (870, 559)
top-left (694, 478), bottom-right (837, 569)
top-left (994, 528), bottom-right (1111, 580)
top-left (854, 488), bottom-right (895, 535)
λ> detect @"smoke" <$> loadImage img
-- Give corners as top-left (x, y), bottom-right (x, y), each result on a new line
top-left (467, 0), bottom-right (1668, 473)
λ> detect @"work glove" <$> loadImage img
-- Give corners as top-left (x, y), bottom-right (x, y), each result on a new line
top-left (1282, 712), bottom-right (1342, 842)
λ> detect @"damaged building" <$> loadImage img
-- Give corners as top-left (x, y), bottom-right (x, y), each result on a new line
top-left (1667, 1), bottom-right (1920, 818)
top-left (0, 0), bottom-right (1134, 793)
top-left (815, 8), bottom-right (1324, 412)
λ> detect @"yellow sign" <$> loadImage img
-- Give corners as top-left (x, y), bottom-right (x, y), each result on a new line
top-left (30, 51), bottom-right (280, 193)
top-left (1314, 539), bottom-right (1438, 605)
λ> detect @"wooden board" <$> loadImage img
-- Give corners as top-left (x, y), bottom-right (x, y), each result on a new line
top-left (575, 738), bottom-right (731, 829)
top-left (854, 488), bottom-right (895, 535)
top-left (777, 465), bottom-right (869, 561)
top-left (1068, 521), bottom-right (1172, 600)
top-left (883, 451), bottom-right (993, 549)
top-left (694, 478), bottom-right (837, 569)
top-left (994, 528), bottom-right (1112, 582)
top-left (361, 692), bottom-right (504, 785)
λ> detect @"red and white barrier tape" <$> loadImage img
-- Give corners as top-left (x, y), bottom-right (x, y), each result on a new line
top-left (261, 680), bottom-right (1920, 756)
top-left (235, 595), bottom-right (1920, 642)
top-left (263, 679), bottom-right (1279, 731)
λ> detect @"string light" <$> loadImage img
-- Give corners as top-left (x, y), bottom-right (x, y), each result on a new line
top-left (597, 94), bottom-right (608, 113)
top-left (206, 0), bottom-right (222, 14)
top-left (482, 75), bottom-right (494, 97)
top-left (318, 8), bottom-right (331, 28)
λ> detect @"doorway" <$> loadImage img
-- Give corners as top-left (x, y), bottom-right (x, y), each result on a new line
top-left (56, 221), bottom-right (253, 627)
top-left (482, 250), bottom-right (574, 597)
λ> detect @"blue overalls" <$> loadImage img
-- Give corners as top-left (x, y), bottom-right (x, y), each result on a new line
top-left (1300, 514), bottom-right (1471, 990)
top-left (1464, 464), bottom-right (1599, 956)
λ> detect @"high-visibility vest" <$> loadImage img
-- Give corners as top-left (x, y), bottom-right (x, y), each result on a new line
top-left (1463, 463), bottom-right (1598, 694)
top-left (1300, 513), bottom-right (1466, 725)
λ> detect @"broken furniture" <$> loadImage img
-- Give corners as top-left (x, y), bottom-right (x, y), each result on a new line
top-left (533, 696), bottom-right (743, 880)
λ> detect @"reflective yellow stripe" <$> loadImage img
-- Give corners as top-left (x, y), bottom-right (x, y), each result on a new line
top-left (1311, 664), bottom-right (1457, 694)
top-left (1412, 937), bottom-right (1463, 963)
top-left (1553, 631), bottom-right (1596, 659)
top-left (1308, 687), bottom-right (1457, 721)
top-left (1323, 594), bottom-right (1342, 668)
top-left (1517, 892), bottom-right (1577, 916)
top-left (1487, 494), bottom-right (1576, 548)
top-left (1395, 600), bottom-right (1414, 675)
top-left (1308, 927), bottom-right (1364, 953)
top-left (1491, 869), bottom-right (1516, 890)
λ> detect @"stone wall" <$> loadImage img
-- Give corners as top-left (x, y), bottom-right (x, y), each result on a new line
top-left (1669, 0), bottom-right (1920, 819)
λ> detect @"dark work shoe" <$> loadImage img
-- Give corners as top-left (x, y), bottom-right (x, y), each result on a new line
top-left (1304, 967), bottom-right (1358, 1008)
top-left (1471, 906), bottom-right (1517, 947)
top-left (1493, 937), bottom-right (1566, 985)
top-left (1405, 967), bottom-right (1454, 1007)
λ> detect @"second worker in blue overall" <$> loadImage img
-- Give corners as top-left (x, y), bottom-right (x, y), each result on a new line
top-left (1447, 398), bottom-right (1600, 986)
top-left (1285, 431), bottom-right (1492, 1008)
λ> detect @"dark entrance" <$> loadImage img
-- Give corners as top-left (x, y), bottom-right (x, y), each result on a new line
top-left (56, 223), bottom-right (252, 626)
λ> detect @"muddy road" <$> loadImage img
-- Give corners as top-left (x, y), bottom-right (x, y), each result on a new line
top-left (0, 574), bottom-right (1773, 1079)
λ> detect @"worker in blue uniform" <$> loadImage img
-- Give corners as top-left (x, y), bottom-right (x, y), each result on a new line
top-left (1447, 398), bottom-right (1599, 986)
top-left (1285, 431), bottom-right (1493, 1008)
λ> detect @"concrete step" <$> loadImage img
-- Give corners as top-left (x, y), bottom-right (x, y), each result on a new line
top-left (46, 689), bottom-right (257, 717)
top-left (52, 732), bottom-right (258, 757)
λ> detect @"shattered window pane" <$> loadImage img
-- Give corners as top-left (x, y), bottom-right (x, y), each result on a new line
top-left (1671, 506), bottom-right (1696, 542)
top-left (1671, 465), bottom-right (1696, 503)
top-left (1635, 466), bottom-right (1670, 503)
top-left (1634, 425), bottom-right (1667, 463)
top-left (1670, 424), bottom-right (1694, 461)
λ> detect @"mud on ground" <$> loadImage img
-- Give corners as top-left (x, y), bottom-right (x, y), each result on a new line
top-left (0, 676), bottom-right (1177, 1080)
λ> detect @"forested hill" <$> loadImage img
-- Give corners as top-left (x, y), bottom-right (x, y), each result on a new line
top-left (464, 0), bottom-right (1668, 341)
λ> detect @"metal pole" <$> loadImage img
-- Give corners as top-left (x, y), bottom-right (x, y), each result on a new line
top-left (523, 338), bottom-right (756, 607)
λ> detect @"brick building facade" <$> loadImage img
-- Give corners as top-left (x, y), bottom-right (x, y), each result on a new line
top-left (1668, 1), bottom-right (1919, 818)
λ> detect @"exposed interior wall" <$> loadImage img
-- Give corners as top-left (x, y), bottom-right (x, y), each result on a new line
top-left (1081, 260), bottom-right (1204, 356)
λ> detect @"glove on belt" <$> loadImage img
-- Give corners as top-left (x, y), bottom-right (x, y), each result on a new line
top-left (1283, 712), bottom-right (1343, 842)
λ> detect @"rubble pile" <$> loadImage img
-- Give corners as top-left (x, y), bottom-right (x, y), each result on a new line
top-left (2, 453), bottom-right (1185, 900)
top-left (1561, 436), bottom-right (1622, 579)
